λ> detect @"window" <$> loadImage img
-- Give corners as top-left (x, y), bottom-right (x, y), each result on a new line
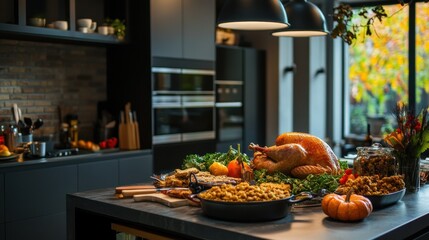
top-left (345, 2), bottom-right (428, 139)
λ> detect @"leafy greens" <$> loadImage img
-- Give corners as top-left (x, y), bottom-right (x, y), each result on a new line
top-left (181, 145), bottom-right (250, 171)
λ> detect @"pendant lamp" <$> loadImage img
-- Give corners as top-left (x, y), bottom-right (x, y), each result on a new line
top-left (272, 0), bottom-right (328, 37)
top-left (217, 0), bottom-right (290, 31)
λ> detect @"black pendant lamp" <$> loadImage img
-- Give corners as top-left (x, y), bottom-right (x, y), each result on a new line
top-left (272, 0), bottom-right (328, 37)
top-left (217, 0), bottom-right (290, 31)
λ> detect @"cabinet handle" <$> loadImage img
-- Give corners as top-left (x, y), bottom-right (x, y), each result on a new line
top-left (283, 64), bottom-right (296, 76)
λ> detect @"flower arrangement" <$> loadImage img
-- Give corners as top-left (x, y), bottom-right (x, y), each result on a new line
top-left (384, 102), bottom-right (429, 159)
top-left (384, 102), bottom-right (429, 192)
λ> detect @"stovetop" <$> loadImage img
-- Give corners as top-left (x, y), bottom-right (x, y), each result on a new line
top-left (45, 148), bottom-right (79, 158)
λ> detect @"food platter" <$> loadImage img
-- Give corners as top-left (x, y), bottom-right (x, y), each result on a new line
top-left (190, 192), bottom-right (312, 222)
top-left (364, 188), bottom-right (406, 209)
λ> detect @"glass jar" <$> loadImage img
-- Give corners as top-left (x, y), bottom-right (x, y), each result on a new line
top-left (353, 143), bottom-right (397, 177)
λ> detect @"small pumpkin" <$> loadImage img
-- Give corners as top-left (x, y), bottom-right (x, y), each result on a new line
top-left (321, 190), bottom-right (373, 222)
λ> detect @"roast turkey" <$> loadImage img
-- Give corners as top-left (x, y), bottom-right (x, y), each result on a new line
top-left (249, 132), bottom-right (340, 178)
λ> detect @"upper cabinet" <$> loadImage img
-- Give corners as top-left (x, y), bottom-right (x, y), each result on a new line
top-left (150, 0), bottom-right (215, 61)
top-left (0, 0), bottom-right (127, 45)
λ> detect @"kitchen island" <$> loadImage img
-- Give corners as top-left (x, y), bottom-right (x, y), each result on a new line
top-left (67, 184), bottom-right (429, 240)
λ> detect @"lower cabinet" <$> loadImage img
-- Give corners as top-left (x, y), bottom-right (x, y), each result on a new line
top-left (0, 173), bottom-right (4, 224)
top-left (78, 160), bottom-right (119, 191)
top-left (4, 165), bottom-right (77, 240)
top-left (2, 152), bottom-right (153, 240)
top-left (0, 223), bottom-right (4, 240)
top-left (5, 165), bottom-right (77, 222)
top-left (119, 155), bottom-right (153, 185)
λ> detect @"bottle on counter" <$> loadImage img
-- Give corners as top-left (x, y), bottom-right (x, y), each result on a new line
top-left (0, 124), bottom-right (5, 145)
top-left (4, 124), bottom-right (17, 151)
top-left (59, 123), bottom-right (71, 149)
top-left (363, 123), bottom-right (373, 146)
top-left (69, 118), bottom-right (79, 147)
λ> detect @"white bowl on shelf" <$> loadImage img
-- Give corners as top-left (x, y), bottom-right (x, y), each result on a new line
top-left (98, 26), bottom-right (109, 35)
top-left (54, 21), bottom-right (68, 30)
top-left (77, 18), bottom-right (92, 28)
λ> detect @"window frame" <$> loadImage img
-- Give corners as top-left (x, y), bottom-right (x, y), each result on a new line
top-left (341, 0), bottom-right (423, 139)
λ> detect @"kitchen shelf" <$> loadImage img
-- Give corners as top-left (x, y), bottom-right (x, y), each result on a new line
top-left (0, 0), bottom-right (127, 45)
top-left (0, 22), bottom-right (122, 45)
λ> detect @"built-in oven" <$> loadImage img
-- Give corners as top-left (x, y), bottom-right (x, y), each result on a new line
top-left (215, 80), bottom-right (244, 142)
top-left (152, 67), bottom-right (216, 145)
top-left (153, 67), bottom-right (215, 94)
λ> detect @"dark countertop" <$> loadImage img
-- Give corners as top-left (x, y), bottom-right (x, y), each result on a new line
top-left (67, 184), bottom-right (429, 240)
top-left (0, 149), bottom-right (152, 173)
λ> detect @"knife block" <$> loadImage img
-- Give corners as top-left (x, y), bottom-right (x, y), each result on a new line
top-left (119, 103), bottom-right (141, 150)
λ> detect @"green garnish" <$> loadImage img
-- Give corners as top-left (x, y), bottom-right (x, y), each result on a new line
top-left (254, 169), bottom-right (341, 195)
top-left (181, 145), bottom-right (250, 171)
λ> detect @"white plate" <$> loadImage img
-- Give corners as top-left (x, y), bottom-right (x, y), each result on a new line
top-left (0, 154), bottom-right (18, 161)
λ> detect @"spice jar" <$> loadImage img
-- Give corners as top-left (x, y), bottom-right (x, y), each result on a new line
top-left (354, 143), bottom-right (397, 177)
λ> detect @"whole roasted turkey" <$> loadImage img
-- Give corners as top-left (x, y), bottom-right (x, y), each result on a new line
top-left (249, 132), bottom-right (340, 179)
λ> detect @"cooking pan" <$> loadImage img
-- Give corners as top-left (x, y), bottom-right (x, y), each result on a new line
top-left (188, 191), bottom-right (312, 222)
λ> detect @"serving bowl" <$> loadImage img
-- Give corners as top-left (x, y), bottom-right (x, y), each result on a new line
top-left (364, 188), bottom-right (406, 209)
top-left (189, 192), bottom-right (312, 222)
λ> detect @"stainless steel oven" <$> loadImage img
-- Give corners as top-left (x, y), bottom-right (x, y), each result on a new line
top-left (215, 80), bottom-right (243, 142)
top-left (152, 67), bottom-right (215, 144)
top-left (153, 67), bottom-right (215, 94)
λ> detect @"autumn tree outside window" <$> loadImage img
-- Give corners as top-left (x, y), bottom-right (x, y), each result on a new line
top-left (345, 2), bottom-right (429, 138)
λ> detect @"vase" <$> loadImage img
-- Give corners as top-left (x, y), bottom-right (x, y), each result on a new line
top-left (398, 156), bottom-right (420, 193)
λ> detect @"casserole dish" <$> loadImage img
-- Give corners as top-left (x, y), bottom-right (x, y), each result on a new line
top-left (189, 191), bottom-right (312, 222)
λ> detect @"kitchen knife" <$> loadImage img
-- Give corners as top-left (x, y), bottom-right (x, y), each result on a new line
top-left (119, 111), bottom-right (126, 150)
top-left (12, 103), bottom-right (19, 124)
top-left (133, 111), bottom-right (140, 149)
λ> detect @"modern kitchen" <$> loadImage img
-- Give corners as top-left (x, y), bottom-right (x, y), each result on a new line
top-left (1, 0), bottom-right (429, 240)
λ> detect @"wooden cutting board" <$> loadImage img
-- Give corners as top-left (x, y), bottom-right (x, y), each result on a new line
top-left (134, 193), bottom-right (189, 208)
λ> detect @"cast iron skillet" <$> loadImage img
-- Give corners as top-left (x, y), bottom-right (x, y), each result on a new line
top-left (188, 191), bottom-right (313, 222)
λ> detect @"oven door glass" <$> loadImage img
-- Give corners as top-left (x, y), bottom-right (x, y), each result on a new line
top-left (154, 108), bottom-right (183, 136)
top-left (153, 68), bottom-right (214, 93)
top-left (182, 107), bottom-right (214, 133)
top-left (216, 105), bottom-right (243, 141)
top-left (153, 106), bottom-right (215, 143)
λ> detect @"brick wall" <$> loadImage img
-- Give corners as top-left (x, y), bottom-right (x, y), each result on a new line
top-left (0, 39), bottom-right (107, 141)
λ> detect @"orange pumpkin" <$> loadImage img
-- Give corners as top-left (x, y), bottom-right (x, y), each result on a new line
top-left (321, 190), bottom-right (373, 221)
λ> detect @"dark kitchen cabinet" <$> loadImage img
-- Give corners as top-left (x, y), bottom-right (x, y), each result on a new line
top-left (4, 165), bottom-right (77, 240)
top-left (119, 155), bottom-right (153, 185)
top-left (150, 0), bottom-right (215, 61)
top-left (150, 0), bottom-right (182, 59)
top-left (1, 151), bottom-right (152, 240)
top-left (182, 0), bottom-right (215, 60)
top-left (216, 46), bottom-right (243, 81)
top-left (215, 46), bottom-right (266, 156)
top-left (78, 160), bottom-right (118, 191)
top-left (0, 174), bottom-right (4, 224)
top-left (4, 165), bottom-right (77, 222)
top-left (0, 224), bottom-right (3, 240)
top-left (243, 48), bottom-right (266, 154)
